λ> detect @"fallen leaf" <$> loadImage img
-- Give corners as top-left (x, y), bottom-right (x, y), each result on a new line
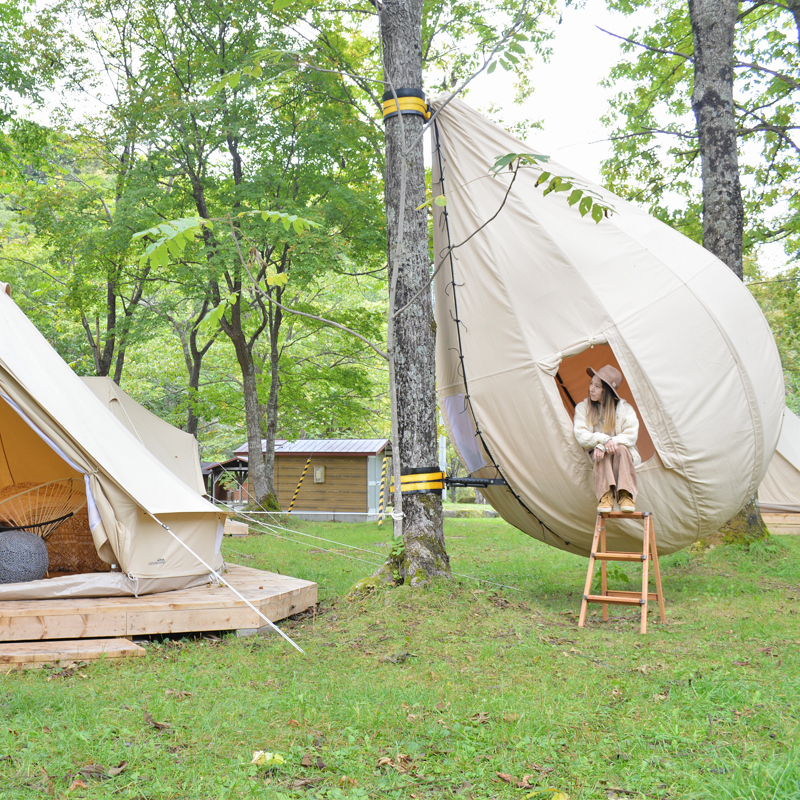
top-left (164, 689), bottom-right (192, 701)
top-left (251, 751), bottom-right (285, 768)
top-left (377, 754), bottom-right (414, 773)
top-left (503, 713), bottom-right (519, 723)
top-left (379, 652), bottom-right (415, 664)
top-left (732, 660), bottom-right (752, 667)
top-left (68, 779), bottom-right (88, 790)
top-left (143, 710), bottom-right (170, 730)
top-left (338, 775), bottom-right (357, 788)
top-left (653, 691), bottom-right (669, 702)
top-left (108, 761), bottom-right (127, 777)
top-left (291, 777), bottom-right (322, 788)
top-left (79, 764), bottom-right (109, 780)
top-left (287, 718), bottom-right (301, 727)
top-left (470, 712), bottom-right (490, 724)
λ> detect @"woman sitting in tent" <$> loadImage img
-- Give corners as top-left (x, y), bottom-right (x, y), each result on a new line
top-left (574, 365), bottom-right (640, 513)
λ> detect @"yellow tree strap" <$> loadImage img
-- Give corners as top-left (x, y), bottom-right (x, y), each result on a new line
top-left (382, 88), bottom-right (431, 121)
top-left (390, 469), bottom-right (446, 494)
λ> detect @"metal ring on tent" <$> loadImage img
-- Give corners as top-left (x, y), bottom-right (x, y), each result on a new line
top-left (382, 88), bottom-right (431, 121)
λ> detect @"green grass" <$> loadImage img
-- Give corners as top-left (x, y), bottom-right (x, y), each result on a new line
top-left (1, 518), bottom-right (798, 800)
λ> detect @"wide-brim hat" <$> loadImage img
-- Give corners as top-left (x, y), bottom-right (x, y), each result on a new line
top-left (586, 364), bottom-right (623, 400)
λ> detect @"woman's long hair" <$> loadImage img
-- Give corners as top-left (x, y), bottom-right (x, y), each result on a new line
top-left (586, 380), bottom-right (618, 434)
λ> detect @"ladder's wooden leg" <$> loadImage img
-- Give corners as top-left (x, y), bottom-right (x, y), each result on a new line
top-left (579, 514), bottom-right (603, 627)
top-left (650, 518), bottom-right (667, 624)
top-left (600, 523), bottom-right (608, 622)
top-left (640, 515), bottom-right (650, 634)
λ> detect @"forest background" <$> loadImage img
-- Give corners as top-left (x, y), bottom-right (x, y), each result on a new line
top-left (0, 0), bottom-right (797, 470)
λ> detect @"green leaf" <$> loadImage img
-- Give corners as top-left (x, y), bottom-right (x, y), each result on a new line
top-left (579, 196), bottom-right (593, 217)
top-left (434, 195), bottom-right (447, 207)
top-left (487, 60), bottom-right (497, 74)
top-left (567, 189), bottom-right (583, 206)
top-left (281, 216), bottom-right (291, 231)
top-left (273, 0), bottom-right (294, 9)
top-left (535, 171), bottom-right (551, 187)
top-left (228, 72), bottom-right (241, 90)
top-left (500, 59), bottom-right (512, 71)
top-left (292, 218), bottom-right (304, 234)
top-left (591, 203), bottom-right (604, 223)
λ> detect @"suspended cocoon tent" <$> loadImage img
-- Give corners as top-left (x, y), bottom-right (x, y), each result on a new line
top-left (759, 406), bottom-right (800, 514)
top-left (431, 97), bottom-right (784, 556)
top-left (0, 283), bottom-right (225, 599)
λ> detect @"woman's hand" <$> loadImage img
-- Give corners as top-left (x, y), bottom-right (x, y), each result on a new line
top-left (605, 439), bottom-right (618, 455)
top-left (594, 447), bottom-right (605, 462)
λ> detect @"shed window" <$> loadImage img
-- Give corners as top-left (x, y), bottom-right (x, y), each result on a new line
top-left (313, 466), bottom-right (326, 483)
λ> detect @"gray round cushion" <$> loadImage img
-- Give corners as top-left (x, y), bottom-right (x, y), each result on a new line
top-left (0, 530), bottom-right (49, 583)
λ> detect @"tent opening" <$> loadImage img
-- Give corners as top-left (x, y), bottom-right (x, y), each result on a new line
top-left (0, 396), bottom-right (108, 576)
top-left (554, 344), bottom-right (656, 463)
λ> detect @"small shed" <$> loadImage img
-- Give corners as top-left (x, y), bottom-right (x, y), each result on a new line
top-left (203, 456), bottom-right (252, 505)
top-left (234, 439), bottom-right (391, 521)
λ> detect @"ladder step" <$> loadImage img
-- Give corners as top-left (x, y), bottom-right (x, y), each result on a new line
top-left (585, 594), bottom-right (644, 606)
top-left (593, 551), bottom-right (646, 562)
top-left (599, 511), bottom-right (648, 519)
top-left (607, 590), bottom-right (659, 600)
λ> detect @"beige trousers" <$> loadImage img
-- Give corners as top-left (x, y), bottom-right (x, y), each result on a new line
top-left (593, 445), bottom-right (638, 501)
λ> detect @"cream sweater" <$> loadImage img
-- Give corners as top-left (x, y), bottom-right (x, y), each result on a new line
top-left (573, 398), bottom-right (641, 466)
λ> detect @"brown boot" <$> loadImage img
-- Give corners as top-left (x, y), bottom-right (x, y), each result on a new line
top-left (597, 491), bottom-right (614, 513)
top-left (618, 490), bottom-right (635, 513)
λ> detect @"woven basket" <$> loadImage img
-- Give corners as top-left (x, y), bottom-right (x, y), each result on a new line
top-left (46, 507), bottom-right (111, 573)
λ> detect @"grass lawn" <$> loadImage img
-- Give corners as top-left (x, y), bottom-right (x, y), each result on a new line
top-left (1, 517), bottom-right (798, 800)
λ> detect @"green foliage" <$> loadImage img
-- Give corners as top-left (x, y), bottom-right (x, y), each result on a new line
top-left (601, 0), bottom-right (799, 258)
top-left (489, 152), bottom-right (616, 222)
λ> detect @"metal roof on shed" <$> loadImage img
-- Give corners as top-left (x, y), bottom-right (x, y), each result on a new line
top-left (234, 439), bottom-right (390, 457)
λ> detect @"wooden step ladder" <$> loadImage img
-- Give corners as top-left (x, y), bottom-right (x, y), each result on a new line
top-left (578, 511), bottom-right (666, 634)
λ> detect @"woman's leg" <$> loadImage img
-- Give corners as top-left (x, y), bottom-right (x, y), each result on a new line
top-left (611, 445), bottom-right (638, 501)
top-left (593, 453), bottom-right (617, 501)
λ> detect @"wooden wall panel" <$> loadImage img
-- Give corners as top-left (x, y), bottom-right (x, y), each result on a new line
top-left (276, 456), bottom-right (367, 512)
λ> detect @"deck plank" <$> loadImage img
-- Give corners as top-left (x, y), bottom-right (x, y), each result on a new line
top-left (0, 565), bottom-right (317, 642)
top-left (0, 638), bottom-right (146, 670)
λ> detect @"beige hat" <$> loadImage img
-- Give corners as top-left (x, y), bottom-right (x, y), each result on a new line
top-left (586, 364), bottom-right (623, 400)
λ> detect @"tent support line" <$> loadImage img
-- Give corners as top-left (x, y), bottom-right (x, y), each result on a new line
top-left (230, 509), bottom-right (524, 593)
top-left (148, 513), bottom-right (304, 653)
top-left (432, 121), bottom-right (571, 550)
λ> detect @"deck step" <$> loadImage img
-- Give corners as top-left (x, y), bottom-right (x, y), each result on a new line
top-left (0, 638), bottom-right (146, 671)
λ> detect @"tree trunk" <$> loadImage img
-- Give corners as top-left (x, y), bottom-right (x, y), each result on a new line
top-left (226, 308), bottom-right (276, 509)
top-left (689, 0), bottom-right (768, 543)
top-left (689, 0), bottom-right (744, 279)
top-left (379, 0), bottom-right (448, 584)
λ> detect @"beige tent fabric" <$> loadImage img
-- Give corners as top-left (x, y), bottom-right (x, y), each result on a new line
top-left (431, 97), bottom-right (784, 556)
top-left (81, 377), bottom-right (206, 495)
top-left (0, 283), bottom-right (224, 595)
top-left (760, 407), bottom-right (800, 513)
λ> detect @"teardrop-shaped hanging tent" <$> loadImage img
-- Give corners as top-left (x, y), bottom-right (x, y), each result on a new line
top-left (431, 97), bottom-right (784, 556)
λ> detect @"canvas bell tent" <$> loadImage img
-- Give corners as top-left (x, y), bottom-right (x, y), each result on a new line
top-left (81, 377), bottom-right (206, 496)
top-left (431, 97), bottom-right (784, 556)
top-left (0, 282), bottom-right (225, 600)
top-left (760, 406), bottom-right (800, 518)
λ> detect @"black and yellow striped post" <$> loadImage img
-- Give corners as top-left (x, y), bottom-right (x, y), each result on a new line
top-left (287, 456), bottom-right (312, 515)
top-left (390, 468), bottom-right (446, 496)
top-left (377, 455), bottom-right (388, 526)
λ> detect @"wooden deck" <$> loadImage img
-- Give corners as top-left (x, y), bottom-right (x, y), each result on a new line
top-left (763, 513), bottom-right (800, 535)
top-left (0, 565), bottom-right (317, 643)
